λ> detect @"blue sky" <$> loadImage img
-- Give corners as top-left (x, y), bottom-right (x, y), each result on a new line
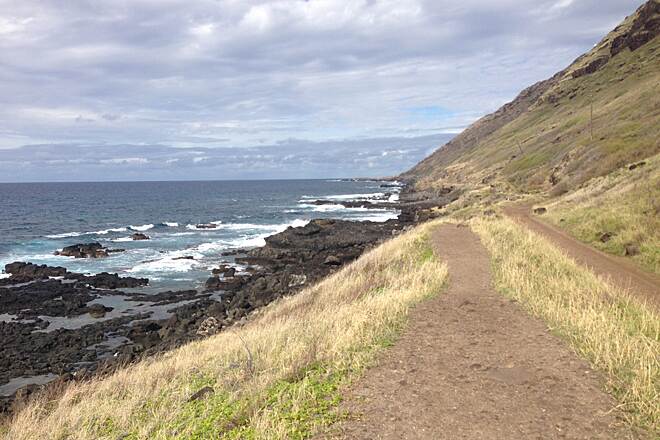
top-left (0, 0), bottom-right (644, 181)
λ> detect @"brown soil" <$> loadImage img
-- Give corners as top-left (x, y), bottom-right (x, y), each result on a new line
top-left (323, 224), bottom-right (639, 439)
top-left (504, 205), bottom-right (659, 309)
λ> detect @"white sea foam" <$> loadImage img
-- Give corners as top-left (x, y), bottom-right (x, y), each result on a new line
top-left (297, 203), bottom-right (345, 212)
top-left (46, 223), bottom-right (181, 240)
top-left (169, 249), bottom-right (204, 260)
top-left (196, 235), bottom-right (267, 252)
top-left (352, 211), bottom-right (399, 223)
top-left (215, 223), bottom-right (269, 231)
top-left (387, 193), bottom-right (400, 203)
top-left (0, 273), bottom-right (10, 279)
top-left (46, 231), bottom-right (82, 239)
top-left (195, 219), bottom-right (309, 254)
top-left (186, 221), bottom-right (223, 230)
top-left (195, 241), bottom-right (226, 252)
top-left (129, 224), bottom-right (154, 232)
top-left (31, 253), bottom-right (70, 260)
top-left (46, 226), bottom-right (128, 238)
top-left (127, 252), bottom-right (201, 274)
top-left (95, 227), bottom-right (128, 235)
top-left (289, 219), bottom-right (310, 228)
top-left (300, 192), bottom-right (386, 203)
top-left (111, 237), bottom-right (134, 242)
top-left (216, 221), bottom-right (308, 232)
top-left (228, 235), bottom-right (270, 249)
top-left (302, 205), bottom-right (375, 213)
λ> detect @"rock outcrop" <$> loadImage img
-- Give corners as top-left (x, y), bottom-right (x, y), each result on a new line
top-left (54, 242), bottom-right (123, 258)
top-left (195, 223), bottom-right (218, 229)
top-left (4, 262), bottom-right (67, 280)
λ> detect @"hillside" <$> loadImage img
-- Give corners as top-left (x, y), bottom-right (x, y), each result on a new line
top-left (403, 0), bottom-right (659, 191)
top-left (401, 0), bottom-right (660, 272)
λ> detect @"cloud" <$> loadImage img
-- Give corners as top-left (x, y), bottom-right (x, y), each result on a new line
top-left (0, 133), bottom-right (454, 181)
top-left (99, 157), bottom-right (149, 165)
top-left (0, 0), bottom-right (643, 179)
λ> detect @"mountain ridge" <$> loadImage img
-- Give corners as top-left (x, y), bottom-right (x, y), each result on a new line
top-left (401, 0), bottom-right (660, 192)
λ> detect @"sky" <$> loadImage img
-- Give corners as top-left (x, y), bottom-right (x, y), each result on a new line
top-left (0, 0), bottom-right (644, 182)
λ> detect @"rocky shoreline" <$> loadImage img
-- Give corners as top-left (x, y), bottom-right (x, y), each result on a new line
top-left (0, 184), bottom-right (455, 413)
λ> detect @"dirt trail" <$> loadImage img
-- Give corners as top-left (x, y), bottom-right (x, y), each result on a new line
top-left (325, 224), bottom-right (635, 439)
top-left (504, 205), bottom-right (659, 308)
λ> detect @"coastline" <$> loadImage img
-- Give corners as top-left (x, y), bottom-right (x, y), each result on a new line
top-left (0, 183), bottom-right (446, 413)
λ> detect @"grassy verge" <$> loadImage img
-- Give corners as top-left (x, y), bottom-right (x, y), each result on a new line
top-left (543, 154), bottom-right (660, 274)
top-left (473, 217), bottom-right (659, 434)
top-left (2, 223), bottom-right (447, 440)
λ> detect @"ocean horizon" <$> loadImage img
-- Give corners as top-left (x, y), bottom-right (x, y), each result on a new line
top-left (0, 177), bottom-right (383, 184)
top-left (0, 179), bottom-right (401, 291)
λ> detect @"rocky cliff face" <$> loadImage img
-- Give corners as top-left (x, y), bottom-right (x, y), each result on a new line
top-left (611, 0), bottom-right (660, 56)
top-left (558, 0), bottom-right (659, 81)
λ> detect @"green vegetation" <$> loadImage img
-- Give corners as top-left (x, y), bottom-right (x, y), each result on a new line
top-left (490, 37), bottom-right (658, 190)
top-left (544, 153), bottom-right (660, 274)
top-left (403, 9), bottom-right (659, 275)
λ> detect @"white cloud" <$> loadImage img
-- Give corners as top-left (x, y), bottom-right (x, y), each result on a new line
top-left (552, 0), bottom-right (576, 10)
top-left (0, 16), bottom-right (33, 36)
top-left (99, 157), bottom-right (149, 165)
top-left (0, 0), bottom-right (643, 180)
top-left (240, 5), bottom-right (273, 32)
top-left (0, 134), bottom-right (454, 181)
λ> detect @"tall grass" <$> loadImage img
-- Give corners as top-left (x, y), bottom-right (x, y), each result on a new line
top-left (544, 153), bottom-right (660, 274)
top-left (474, 218), bottom-right (659, 434)
top-left (1, 223), bottom-right (447, 440)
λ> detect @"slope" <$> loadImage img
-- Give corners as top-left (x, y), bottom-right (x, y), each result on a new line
top-left (401, 0), bottom-right (660, 194)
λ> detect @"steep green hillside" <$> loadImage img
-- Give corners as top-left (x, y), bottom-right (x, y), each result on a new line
top-left (402, 0), bottom-right (660, 193)
top-left (402, 0), bottom-right (660, 272)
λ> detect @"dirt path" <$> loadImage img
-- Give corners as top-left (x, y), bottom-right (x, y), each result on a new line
top-left (325, 224), bottom-right (635, 439)
top-left (504, 205), bottom-right (659, 308)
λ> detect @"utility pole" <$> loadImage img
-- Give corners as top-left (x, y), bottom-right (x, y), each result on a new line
top-left (590, 94), bottom-right (594, 141)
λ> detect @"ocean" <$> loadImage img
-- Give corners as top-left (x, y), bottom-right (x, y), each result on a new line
top-left (0, 179), bottom-right (399, 291)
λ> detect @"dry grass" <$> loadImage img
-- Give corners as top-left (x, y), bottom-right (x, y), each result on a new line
top-left (1, 223), bottom-right (447, 439)
top-left (473, 217), bottom-right (659, 434)
top-left (543, 153), bottom-right (660, 274)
